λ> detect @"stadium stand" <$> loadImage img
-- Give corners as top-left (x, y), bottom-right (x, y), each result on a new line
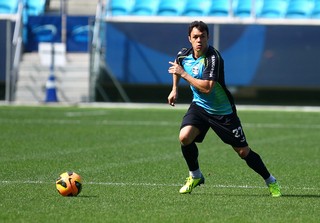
top-left (208, 0), bottom-right (231, 17)
top-left (234, 0), bottom-right (252, 17)
top-left (103, 0), bottom-right (320, 19)
top-left (312, 0), bottom-right (320, 18)
top-left (183, 0), bottom-right (212, 16)
top-left (0, 0), bottom-right (19, 14)
top-left (25, 0), bottom-right (46, 16)
top-left (109, 0), bottom-right (134, 16)
top-left (2, 0), bottom-right (320, 103)
top-left (131, 0), bottom-right (160, 16)
top-left (12, 0), bottom-right (94, 103)
top-left (286, 0), bottom-right (314, 18)
top-left (157, 0), bottom-right (186, 16)
top-left (259, 0), bottom-right (288, 18)
top-left (234, 0), bottom-right (263, 17)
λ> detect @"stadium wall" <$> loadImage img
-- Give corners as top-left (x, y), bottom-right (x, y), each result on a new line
top-left (24, 15), bottom-right (93, 52)
top-left (98, 21), bottom-right (320, 105)
top-left (104, 22), bottom-right (320, 88)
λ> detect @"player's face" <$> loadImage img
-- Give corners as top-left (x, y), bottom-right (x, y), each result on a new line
top-left (188, 27), bottom-right (209, 56)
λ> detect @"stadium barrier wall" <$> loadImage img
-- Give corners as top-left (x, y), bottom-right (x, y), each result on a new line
top-left (104, 22), bottom-right (320, 88)
top-left (24, 15), bottom-right (94, 52)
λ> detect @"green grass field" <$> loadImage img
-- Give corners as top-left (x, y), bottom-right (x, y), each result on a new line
top-left (0, 104), bottom-right (319, 223)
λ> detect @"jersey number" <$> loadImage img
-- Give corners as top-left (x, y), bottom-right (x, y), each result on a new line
top-left (232, 126), bottom-right (246, 143)
top-left (232, 126), bottom-right (243, 138)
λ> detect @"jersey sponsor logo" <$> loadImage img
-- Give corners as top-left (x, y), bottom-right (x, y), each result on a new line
top-left (209, 55), bottom-right (215, 78)
top-left (192, 64), bottom-right (200, 75)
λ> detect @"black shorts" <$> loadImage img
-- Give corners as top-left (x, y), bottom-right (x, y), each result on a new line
top-left (180, 103), bottom-right (248, 148)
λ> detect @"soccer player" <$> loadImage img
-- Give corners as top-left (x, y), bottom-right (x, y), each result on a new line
top-left (167, 21), bottom-right (281, 197)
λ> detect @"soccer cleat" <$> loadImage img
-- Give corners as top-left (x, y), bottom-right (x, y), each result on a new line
top-left (268, 181), bottom-right (281, 197)
top-left (179, 175), bottom-right (205, 194)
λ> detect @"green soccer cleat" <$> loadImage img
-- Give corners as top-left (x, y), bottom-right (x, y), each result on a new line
top-left (268, 181), bottom-right (282, 197)
top-left (179, 175), bottom-right (205, 194)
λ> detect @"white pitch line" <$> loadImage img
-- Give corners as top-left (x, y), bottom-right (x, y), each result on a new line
top-left (64, 110), bottom-right (109, 117)
top-left (0, 180), bottom-right (318, 191)
top-left (244, 123), bottom-right (320, 129)
top-left (1, 101), bottom-right (320, 112)
top-left (76, 102), bottom-right (320, 112)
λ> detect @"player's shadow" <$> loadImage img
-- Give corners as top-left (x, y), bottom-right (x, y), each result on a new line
top-left (282, 194), bottom-right (320, 198)
top-left (77, 195), bottom-right (99, 198)
top-left (192, 193), bottom-right (320, 198)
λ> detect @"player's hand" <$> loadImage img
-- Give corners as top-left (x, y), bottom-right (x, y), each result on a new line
top-left (167, 89), bottom-right (178, 106)
top-left (168, 61), bottom-right (185, 76)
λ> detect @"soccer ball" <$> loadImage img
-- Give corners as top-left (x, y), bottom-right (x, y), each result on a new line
top-left (56, 171), bottom-right (82, 196)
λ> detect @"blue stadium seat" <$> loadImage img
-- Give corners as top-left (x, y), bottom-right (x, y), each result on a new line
top-left (208, 0), bottom-right (231, 17)
top-left (26, 0), bottom-right (46, 15)
top-left (311, 0), bottom-right (320, 18)
top-left (259, 0), bottom-right (288, 18)
top-left (234, 0), bottom-right (252, 17)
top-left (286, 0), bottom-right (314, 18)
top-left (234, 0), bottom-right (264, 18)
top-left (108, 0), bottom-right (134, 16)
top-left (157, 0), bottom-right (186, 16)
top-left (132, 0), bottom-right (160, 16)
top-left (183, 0), bottom-right (212, 16)
top-left (0, 0), bottom-right (19, 14)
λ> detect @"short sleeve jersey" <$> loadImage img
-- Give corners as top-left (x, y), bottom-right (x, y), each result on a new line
top-left (176, 46), bottom-right (236, 115)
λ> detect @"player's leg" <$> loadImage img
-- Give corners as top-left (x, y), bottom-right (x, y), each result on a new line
top-left (178, 103), bottom-right (210, 194)
top-left (179, 125), bottom-right (205, 194)
top-left (179, 125), bottom-right (201, 173)
top-left (233, 146), bottom-right (273, 180)
top-left (179, 125), bottom-right (200, 145)
top-left (209, 112), bottom-right (272, 180)
top-left (233, 146), bottom-right (281, 197)
top-left (210, 113), bottom-right (281, 197)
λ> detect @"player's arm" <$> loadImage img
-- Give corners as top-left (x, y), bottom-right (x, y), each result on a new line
top-left (167, 60), bottom-right (181, 106)
top-left (181, 72), bottom-right (214, 94)
top-left (168, 61), bottom-right (215, 94)
top-left (167, 74), bottom-right (180, 106)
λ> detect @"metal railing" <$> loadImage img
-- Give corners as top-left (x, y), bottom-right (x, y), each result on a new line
top-left (5, 0), bottom-right (23, 102)
top-left (89, 0), bottom-right (105, 102)
top-left (89, 0), bottom-right (130, 102)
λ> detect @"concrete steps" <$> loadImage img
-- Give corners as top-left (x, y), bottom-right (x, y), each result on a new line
top-left (16, 52), bottom-right (90, 104)
top-left (48, 0), bottom-right (99, 15)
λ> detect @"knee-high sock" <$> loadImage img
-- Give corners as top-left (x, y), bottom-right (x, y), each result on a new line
top-left (181, 142), bottom-right (199, 171)
top-left (244, 149), bottom-right (271, 180)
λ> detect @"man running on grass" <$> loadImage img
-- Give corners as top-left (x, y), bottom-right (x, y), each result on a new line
top-left (167, 21), bottom-right (281, 197)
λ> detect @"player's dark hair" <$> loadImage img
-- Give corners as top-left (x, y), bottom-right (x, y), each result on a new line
top-left (188, 21), bottom-right (209, 36)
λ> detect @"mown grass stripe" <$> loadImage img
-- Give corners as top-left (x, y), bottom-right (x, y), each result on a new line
top-left (0, 180), bottom-right (318, 191)
top-left (0, 118), bottom-right (320, 129)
